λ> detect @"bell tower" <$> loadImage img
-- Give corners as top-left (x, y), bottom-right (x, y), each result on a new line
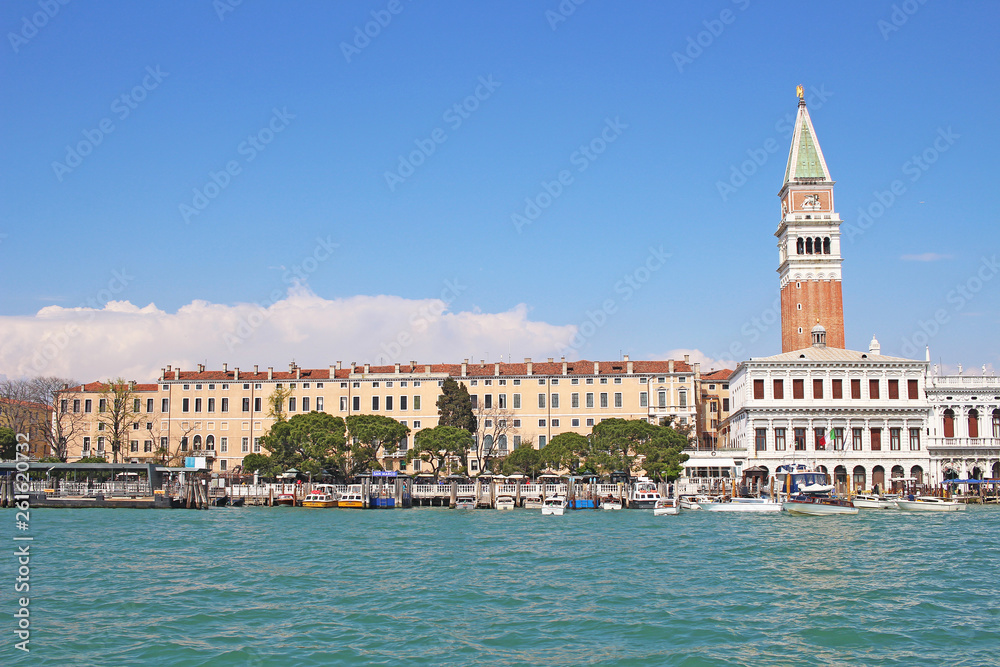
top-left (776, 86), bottom-right (845, 351)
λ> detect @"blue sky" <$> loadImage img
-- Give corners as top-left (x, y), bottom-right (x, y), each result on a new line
top-left (1, 0), bottom-right (998, 381)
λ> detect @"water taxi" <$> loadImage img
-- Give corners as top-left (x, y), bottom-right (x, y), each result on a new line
top-left (455, 496), bottom-right (476, 510)
top-left (523, 496), bottom-right (543, 509)
top-left (851, 493), bottom-right (898, 510)
top-left (495, 495), bottom-right (515, 510)
top-left (301, 491), bottom-right (338, 508)
top-left (895, 495), bottom-right (965, 512)
top-left (338, 485), bottom-right (365, 509)
top-left (541, 495), bottom-right (567, 516)
top-left (628, 480), bottom-right (661, 509)
top-left (273, 493), bottom-right (296, 507)
top-left (777, 464), bottom-right (858, 516)
top-left (653, 498), bottom-right (680, 516)
top-left (600, 496), bottom-right (623, 510)
top-left (697, 497), bottom-right (782, 513)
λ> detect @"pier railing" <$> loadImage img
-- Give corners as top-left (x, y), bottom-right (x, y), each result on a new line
top-left (27, 480), bottom-right (152, 497)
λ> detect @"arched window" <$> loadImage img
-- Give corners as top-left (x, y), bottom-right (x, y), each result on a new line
top-left (483, 434), bottom-right (494, 454)
top-left (910, 465), bottom-right (923, 484)
top-left (969, 409), bottom-right (980, 439)
top-left (796, 237), bottom-right (804, 254)
top-left (823, 237), bottom-right (831, 254)
top-left (943, 409), bottom-right (955, 438)
top-left (814, 237), bottom-right (822, 253)
top-left (193, 435), bottom-right (202, 450)
top-left (993, 409), bottom-right (1000, 437)
top-left (852, 465), bottom-right (866, 490)
top-left (206, 434), bottom-right (215, 451)
top-left (805, 237), bottom-right (813, 254)
top-left (872, 465), bottom-right (885, 491)
top-left (833, 465), bottom-right (847, 487)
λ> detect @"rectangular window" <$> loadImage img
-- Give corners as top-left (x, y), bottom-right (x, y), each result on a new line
top-left (571, 418), bottom-right (580, 427)
top-left (60, 399), bottom-right (68, 413)
top-left (538, 394), bottom-right (546, 409)
top-left (614, 392), bottom-right (622, 408)
top-left (162, 398), bottom-right (169, 412)
top-left (586, 418), bottom-right (594, 427)
top-left (832, 379), bottom-right (843, 399)
top-left (909, 427), bottom-right (921, 450)
top-left (600, 393), bottom-right (608, 408)
top-left (484, 394), bottom-right (492, 409)
top-left (288, 397), bottom-right (296, 412)
top-left (372, 396), bottom-right (380, 411)
top-left (208, 397), bottom-right (215, 412)
top-left (221, 397), bottom-right (229, 412)
top-left (97, 437), bottom-right (105, 452)
top-left (146, 398), bottom-right (154, 413)
top-left (253, 437), bottom-right (261, 453)
top-left (586, 393), bottom-right (594, 408)
top-left (657, 390), bottom-right (666, 408)
top-left (316, 397), bottom-right (324, 411)
top-left (753, 380), bottom-right (765, 399)
top-left (220, 437), bottom-right (228, 453)
top-left (83, 436), bottom-right (91, 451)
top-left (551, 394), bottom-right (559, 409)
top-left (182, 398), bottom-right (190, 413)
top-left (195, 398), bottom-right (203, 412)
top-left (793, 379), bottom-right (804, 399)
top-left (352, 396), bottom-right (360, 411)
top-left (498, 394), bottom-right (506, 409)
top-left (639, 392), bottom-right (647, 408)
top-left (908, 379), bottom-right (919, 400)
top-left (159, 436), bottom-right (167, 451)
top-left (890, 427), bottom-right (901, 451)
top-left (723, 398), bottom-right (729, 412)
top-left (413, 396), bottom-right (421, 410)
top-left (755, 428), bottom-right (767, 452)
top-left (513, 393), bottom-right (522, 409)
top-left (242, 437), bottom-right (249, 453)
top-left (129, 440), bottom-right (139, 453)
top-left (302, 397), bottom-right (309, 412)
top-left (773, 379), bottom-right (784, 400)
top-left (385, 396), bottom-right (393, 411)
top-left (399, 395), bottom-right (407, 411)
top-left (794, 428), bottom-right (806, 451)
top-left (143, 440), bottom-right (153, 453)
top-left (254, 397), bottom-right (262, 412)
top-left (813, 379), bottom-right (823, 399)
top-left (242, 397), bottom-right (250, 412)
top-left (178, 437), bottom-right (186, 452)
top-left (833, 428), bottom-right (844, 450)
top-left (851, 379), bottom-right (861, 399)
top-left (134, 398), bottom-right (141, 413)
top-left (73, 399), bottom-right (81, 413)
top-left (885, 378), bottom-right (899, 400)
top-left (852, 428), bottom-right (863, 451)
top-left (774, 428), bottom-right (786, 451)
top-left (870, 428), bottom-right (882, 451)
top-left (814, 427), bottom-right (826, 450)
top-left (538, 419), bottom-right (546, 427)
top-left (538, 435), bottom-right (546, 447)
top-left (869, 379), bottom-right (880, 399)
top-left (340, 397), bottom-right (348, 411)
top-left (85, 399), bottom-right (93, 413)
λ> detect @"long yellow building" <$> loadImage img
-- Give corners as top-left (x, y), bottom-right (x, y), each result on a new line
top-left (58, 355), bottom-right (714, 472)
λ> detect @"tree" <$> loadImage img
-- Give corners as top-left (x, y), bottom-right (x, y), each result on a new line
top-left (345, 414), bottom-right (409, 473)
top-left (471, 403), bottom-right (516, 474)
top-left (241, 452), bottom-right (280, 477)
top-left (96, 378), bottom-right (141, 463)
top-left (267, 385), bottom-right (293, 424)
top-left (0, 427), bottom-right (17, 460)
top-left (260, 411), bottom-right (348, 477)
top-left (501, 439), bottom-right (543, 477)
top-left (541, 432), bottom-right (591, 474)
top-left (406, 425), bottom-right (473, 478)
top-left (34, 377), bottom-right (82, 461)
top-left (436, 377), bottom-right (476, 434)
top-left (590, 418), bottom-right (689, 481)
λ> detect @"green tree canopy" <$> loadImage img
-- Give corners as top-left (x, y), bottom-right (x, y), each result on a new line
top-left (436, 377), bottom-right (476, 434)
top-left (0, 427), bottom-right (17, 461)
top-left (241, 452), bottom-right (280, 477)
top-left (501, 440), bottom-right (543, 477)
top-left (258, 411), bottom-right (348, 477)
top-left (406, 424), bottom-right (473, 477)
top-left (541, 432), bottom-right (591, 474)
top-left (345, 414), bottom-right (409, 475)
top-left (589, 418), bottom-right (688, 481)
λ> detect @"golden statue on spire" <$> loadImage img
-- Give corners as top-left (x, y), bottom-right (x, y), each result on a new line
top-left (796, 84), bottom-right (804, 99)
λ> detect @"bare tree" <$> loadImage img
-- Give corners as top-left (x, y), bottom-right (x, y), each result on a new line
top-left (32, 377), bottom-right (81, 461)
top-left (472, 404), bottom-right (516, 474)
top-left (96, 378), bottom-right (141, 464)
top-left (0, 378), bottom-right (36, 437)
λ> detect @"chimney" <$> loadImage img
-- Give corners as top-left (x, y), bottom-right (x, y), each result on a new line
top-left (410, 360), bottom-right (417, 369)
top-left (336, 361), bottom-right (342, 371)
top-left (295, 367), bottom-right (301, 380)
top-left (525, 358), bottom-right (532, 375)
top-left (363, 363), bottom-right (370, 374)
top-left (683, 354), bottom-right (690, 365)
top-left (547, 357), bottom-right (554, 363)
top-left (351, 362), bottom-right (357, 374)
top-left (62, 383), bottom-right (69, 390)
top-left (626, 357), bottom-right (633, 374)
top-left (461, 359), bottom-right (468, 377)
top-left (129, 380), bottom-right (136, 390)
top-left (234, 367), bottom-right (240, 380)
top-left (694, 362), bottom-right (701, 380)
top-left (668, 360), bottom-right (674, 374)
top-left (593, 361), bottom-right (599, 375)
top-left (561, 356), bottom-right (567, 375)
top-left (254, 365), bottom-right (259, 374)
top-left (394, 363), bottom-right (400, 374)
top-left (160, 368), bottom-right (166, 380)
top-left (222, 363), bottom-right (228, 372)
top-left (166, 364), bottom-right (172, 372)
top-left (174, 368), bottom-right (180, 380)
top-left (198, 363), bottom-right (205, 373)
top-left (424, 365), bottom-right (431, 373)
top-left (495, 362), bottom-right (500, 376)
top-left (329, 364), bottom-right (336, 378)
top-left (267, 367), bottom-right (273, 380)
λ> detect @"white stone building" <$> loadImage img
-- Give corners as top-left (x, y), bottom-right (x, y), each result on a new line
top-left (925, 367), bottom-right (1000, 481)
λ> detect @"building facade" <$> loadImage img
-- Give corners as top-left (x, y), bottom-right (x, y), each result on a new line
top-left (58, 356), bottom-right (702, 472)
top-left (925, 369), bottom-right (1000, 481)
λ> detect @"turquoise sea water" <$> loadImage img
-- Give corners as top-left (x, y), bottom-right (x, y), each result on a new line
top-left (4, 506), bottom-right (1000, 666)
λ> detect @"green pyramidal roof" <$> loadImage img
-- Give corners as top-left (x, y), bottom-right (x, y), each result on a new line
top-left (783, 101), bottom-right (832, 185)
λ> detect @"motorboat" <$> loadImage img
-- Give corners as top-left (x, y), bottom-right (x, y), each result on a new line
top-left (495, 495), bottom-right (515, 510)
top-left (541, 495), bottom-right (567, 516)
top-left (895, 495), bottom-right (965, 512)
top-left (273, 493), bottom-right (296, 507)
top-left (628, 480), bottom-right (662, 509)
top-left (777, 464), bottom-right (857, 516)
top-left (455, 496), bottom-right (476, 510)
top-left (678, 494), bottom-right (717, 510)
top-left (523, 497), bottom-right (543, 509)
top-left (338, 485), bottom-right (365, 509)
top-left (782, 495), bottom-right (858, 516)
top-left (301, 491), bottom-right (338, 508)
top-left (653, 498), bottom-right (680, 516)
top-left (851, 494), bottom-right (898, 510)
top-left (698, 497), bottom-right (782, 513)
top-left (600, 496), bottom-right (623, 510)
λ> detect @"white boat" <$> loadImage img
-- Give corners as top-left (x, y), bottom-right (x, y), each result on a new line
top-left (541, 495), bottom-right (567, 516)
top-left (495, 495), bottom-right (515, 510)
top-left (776, 464), bottom-right (858, 516)
top-left (698, 497), bottom-right (782, 513)
top-left (895, 496), bottom-right (965, 512)
top-left (628, 480), bottom-right (662, 509)
top-left (653, 498), bottom-right (679, 516)
top-left (600, 496), bottom-right (623, 510)
top-left (523, 497), bottom-right (543, 509)
top-left (338, 485), bottom-right (365, 509)
top-left (783, 496), bottom-right (859, 516)
top-left (679, 494), bottom-right (713, 510)
top-left (455, 496), bottom-right (476, 510)
top-left (851, 494), bottom-right (898, 510)
top-left (301, 491), bottom-right (337, 508)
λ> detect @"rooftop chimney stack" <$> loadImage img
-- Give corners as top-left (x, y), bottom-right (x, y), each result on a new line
top-left (267, 367), bottom-right (273, 380)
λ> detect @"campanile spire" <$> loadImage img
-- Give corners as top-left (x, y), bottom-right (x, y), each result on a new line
top-left (775, 87), bottom-right (845, 351)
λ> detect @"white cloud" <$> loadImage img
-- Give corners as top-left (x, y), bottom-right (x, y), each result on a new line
top-left (657, 348), bottom-right (737, 372)
top-left (0, 286), bottom-right (578, 382)
top-left (900, 253), bottom-right (954, 262)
